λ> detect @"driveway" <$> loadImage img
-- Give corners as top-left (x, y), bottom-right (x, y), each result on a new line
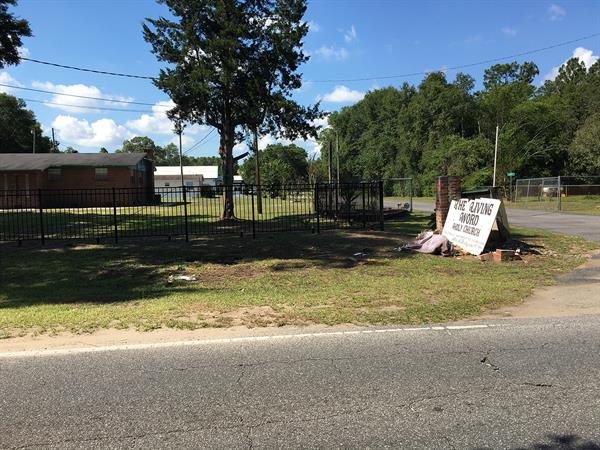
top-left (1, 317), bottom-right (600, 449)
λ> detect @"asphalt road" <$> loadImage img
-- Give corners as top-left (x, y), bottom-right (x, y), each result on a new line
top-left (2, 316), bottom-right (600, 449)
top-left (394, 200), bottom-right (600, 243)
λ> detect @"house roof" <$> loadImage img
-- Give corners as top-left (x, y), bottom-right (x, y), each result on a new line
top-left (0, 153), bottom-right (147, 171)
top-left (155, 166), bottom-right (219, 179)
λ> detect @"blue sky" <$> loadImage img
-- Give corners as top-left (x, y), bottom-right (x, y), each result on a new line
top-left (1, 0), bottom-right (599, 156)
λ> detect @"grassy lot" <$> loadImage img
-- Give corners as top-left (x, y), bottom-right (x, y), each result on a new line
top-left (509, 195), bottom-right (600, 215)
top-left (0, 195), bottom-right (321, 240)
top-left (1, 192), bottom-right (382, 240)
top-left (0, 212), bottom-right (596, 337)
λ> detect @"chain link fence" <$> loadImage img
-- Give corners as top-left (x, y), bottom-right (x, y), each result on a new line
top-left (513, 176), bottom-right (600, 214)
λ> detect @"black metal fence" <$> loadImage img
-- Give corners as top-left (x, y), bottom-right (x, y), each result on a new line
top-left (0, 182), bottom-right (385, 243)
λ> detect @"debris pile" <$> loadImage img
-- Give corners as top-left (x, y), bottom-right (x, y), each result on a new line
top-left (398, 230), bottom-right (453, 256)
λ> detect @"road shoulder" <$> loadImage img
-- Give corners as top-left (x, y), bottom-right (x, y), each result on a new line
top-left (478, 251), bottom-right (600, 319)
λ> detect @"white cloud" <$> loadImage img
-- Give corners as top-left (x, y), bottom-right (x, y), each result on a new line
top-left (18, 47), bottom-right (29, 58)
top-left (32, 81), bottom-right (134, 113)
top-left (501, 27), bottom-right (517, 37)
top-left (307, 21), bottom-right (320, 32)
top-left (320, 85), bottom-right (365, 103)
top-left (52, 115), bottom-right (133, 148)
top-left (543, 47), bottom-right (599, 82)
top-left (126, 100), bottom-right (175, 134)
top-left (0, 72), bottom-right (22, 93)
top-left (343, 25), bottom-right (357, 43)
top-left (126, 100), bottom-right (210, 141)
top-left (312, 46), bottom-right (349, 61)
top-left (548, 3), bottom-right (566, 21)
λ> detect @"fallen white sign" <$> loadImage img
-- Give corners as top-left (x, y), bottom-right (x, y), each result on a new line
top-left (442, 198), bottom-right (501, 255)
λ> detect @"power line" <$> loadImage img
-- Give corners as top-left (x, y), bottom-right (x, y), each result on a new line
top-left (19, 97), bottom-right (159, 113)
top-left (17, 32), bottom-right (600, 84)
top-left (19, 57), bottom-right (154, 80)
top-left (0, 83), bottom-right (170, 107)
top-left (184, 128), bottom-right (216, 155)
top-left (308, 32), bottom-right (600, 83)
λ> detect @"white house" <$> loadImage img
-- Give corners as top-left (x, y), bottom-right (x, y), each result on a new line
top-left (154, 166), bottom-right (219, 188)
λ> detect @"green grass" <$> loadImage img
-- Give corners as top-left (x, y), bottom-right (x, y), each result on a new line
top-left (0, 212), bottom-right (596, 336)
top-left (0, 195), bottom-right (328, 239)
top-left (509, 195), bottom-right (600, 214)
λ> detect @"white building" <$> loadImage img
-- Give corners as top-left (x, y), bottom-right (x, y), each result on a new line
top-left (154, 166), bottom-right (219, 188)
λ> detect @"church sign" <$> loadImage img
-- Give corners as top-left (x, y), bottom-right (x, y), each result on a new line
top-left (442, 198), bottom-right (502, 255)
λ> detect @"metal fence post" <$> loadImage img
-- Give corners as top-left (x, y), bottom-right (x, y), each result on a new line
top-left (251, 185), bottom-right (256, 238)
top-left (315, 183), bottom-right (320, 234)
top-left (557, 175), bottom-right (562, 212)
top-left (361, 183), bottom-right (366, 229)
top-left (38, 189), bottom-right (45, 245)
top-left (182, 185), bottom-right (189, 242)
top-left (409, 178), bottom-right (413, 213)
top-left (334, 181), bottom-right (339, 223)
top-left (112, 187), bottom-right (118, 244)
top-left (379, 180), bottom-right (384, 231)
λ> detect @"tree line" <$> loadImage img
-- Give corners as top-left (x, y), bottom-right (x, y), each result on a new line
top-left (319, 59), bottom-right (600, 195)
top-left (3, 0), bottom-right (600, 202)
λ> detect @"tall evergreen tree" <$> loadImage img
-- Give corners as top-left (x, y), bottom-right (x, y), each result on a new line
top-left (143, 0), bottom-right (317, 219)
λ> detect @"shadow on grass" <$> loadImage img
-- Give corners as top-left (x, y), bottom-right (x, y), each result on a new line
top-left (0, 213), bottom-right (429, 309)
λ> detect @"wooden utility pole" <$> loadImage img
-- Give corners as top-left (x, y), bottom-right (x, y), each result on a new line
top-left (32, 128), bottom-right (36, 154)
top-left (328, 141), bottom-right (333, 183)
top-left (51, 128), bottom-right (57, 152)
top-left (178, 128), bottom-right (184, 188)
top-left (253, 128), bottom-right (262, 214)
top-left (493, 125), bottom-right (499, 188)
top-left (336, 131), bottom-right (340, 183)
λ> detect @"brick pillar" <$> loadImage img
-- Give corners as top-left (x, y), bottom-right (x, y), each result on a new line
top-left (435, 176), bottom-right (449, 232)
top-left (448, 176), bottom-right (462, 202)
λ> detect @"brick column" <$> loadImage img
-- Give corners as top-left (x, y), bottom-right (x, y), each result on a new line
top-left (448, 176), bottom-right (462, 202)
top-left (435, 176), bottom-right (449, 232)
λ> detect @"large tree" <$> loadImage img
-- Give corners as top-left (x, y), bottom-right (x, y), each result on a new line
top-left (0, 93), bottom-right (53, 153)
top-left (239, 143), bottom-right (308, 186)
top-left (0, 0), bottom-right (31, 68)
top-left (568, 113), bottom-right (600, 177)
top-left (143, 0), bottom-right (318, 219)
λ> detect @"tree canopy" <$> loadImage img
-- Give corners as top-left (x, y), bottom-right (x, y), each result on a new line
top-left (143, 0), bottom-right (318, 218)
top-left (240, 143), bottom-right (308, 185)
top-left (0, 93), bottom-right (54, 153)
top-left (0, 0), bottom-right (31, 68)
top-left (319, 58), bottom-right (600, 195)
top-left (116, 136), bottom-right (234, 173)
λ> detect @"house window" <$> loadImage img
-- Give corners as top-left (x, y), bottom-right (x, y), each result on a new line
top-left (164, 182), bottom-right (170, 187)
top-left (95, 168), bottom-right (108, 181)
top-left (48, 168), bottom-right (61, 181)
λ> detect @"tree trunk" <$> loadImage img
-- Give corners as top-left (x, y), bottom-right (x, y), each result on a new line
top-left (253, 127), bottom-right (262, 214)
top-left (219, 128), bottom-right (235, 220)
